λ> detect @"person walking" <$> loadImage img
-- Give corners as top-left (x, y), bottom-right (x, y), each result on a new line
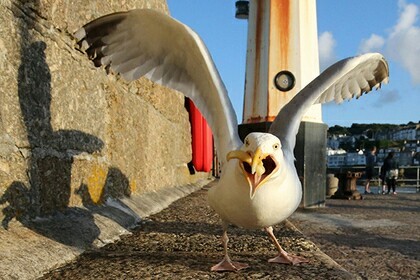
top-left (379, 166), bottom-right (387, 194)
top-left (364, 146), bottom-right (377, 194)
top-left (382, 151), bottom-right (399, 195)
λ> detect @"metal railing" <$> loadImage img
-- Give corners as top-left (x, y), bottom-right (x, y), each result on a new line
top-left (327, 165), bottom-right (420, 193)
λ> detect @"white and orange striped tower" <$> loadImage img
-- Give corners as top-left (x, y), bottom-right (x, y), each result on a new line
top-left (237, 0), bottom-right (327, 207)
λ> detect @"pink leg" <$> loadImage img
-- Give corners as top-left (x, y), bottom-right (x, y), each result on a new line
top-left (265, 226), bottom-right (309, 265)
top-left (211, 230), bottom-right (249, 272)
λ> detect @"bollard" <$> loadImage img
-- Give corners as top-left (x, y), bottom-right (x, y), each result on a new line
top-left (331, 171), bottom-right (363, 200)
top-left (326, 174), bottom-right (338, 197)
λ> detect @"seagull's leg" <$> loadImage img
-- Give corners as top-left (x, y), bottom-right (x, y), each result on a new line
top-left (264, 226), bottom-right (309, 265)
top-left (211, 226), bottom-right (249, 272)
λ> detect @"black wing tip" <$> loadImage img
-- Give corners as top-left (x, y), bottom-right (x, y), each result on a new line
top-left (74, 12), bottom-right (130, 68)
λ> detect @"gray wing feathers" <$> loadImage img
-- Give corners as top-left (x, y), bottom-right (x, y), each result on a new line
top-left (75, 9), bottom-right (241, 162)
top-left (269, 53), bottom-right (389, 157)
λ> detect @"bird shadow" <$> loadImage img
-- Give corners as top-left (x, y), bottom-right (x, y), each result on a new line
top-left (0, 2), bottom-right (101, 248)
top-left (0, 3), bottom-right (139, 250)
top-left (76, 167), bottom-right (142, 230)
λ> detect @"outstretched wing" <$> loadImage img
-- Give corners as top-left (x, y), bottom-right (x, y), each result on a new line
top-left (74, 9), bottom-right (241, 163)
top-left (269, 53), bottom-right (389, 159)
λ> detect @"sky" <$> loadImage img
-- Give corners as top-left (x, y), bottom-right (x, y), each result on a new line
top-left (166, 0), bottom-right (420, 128)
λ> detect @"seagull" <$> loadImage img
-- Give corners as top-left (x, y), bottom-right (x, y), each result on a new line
top-left (74, 9), bottom-right (389, 271)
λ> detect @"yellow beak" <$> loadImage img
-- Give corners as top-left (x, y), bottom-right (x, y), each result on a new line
top-left (226, 148), bottom-right (265, 176)
top-left (227, 147), bottom-right (273, 199)
top-left (251, 147), bottom-right (265, 176)
top-left (226, 150), bottom-right (252, 164)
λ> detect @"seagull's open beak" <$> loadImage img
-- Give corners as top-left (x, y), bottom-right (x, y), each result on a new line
top-left (227, 148), bottom-right (279, 199)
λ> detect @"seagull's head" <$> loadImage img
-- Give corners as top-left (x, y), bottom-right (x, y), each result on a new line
top-left (227, 132), bottom-right (282, 199)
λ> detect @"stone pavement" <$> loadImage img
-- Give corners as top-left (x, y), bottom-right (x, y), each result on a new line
top-left (289, 191), bottom-right (420, 279)
top-left (3, 180), bottom-right (419, 279)
top-left (40, 181), bottom-right (355, 280)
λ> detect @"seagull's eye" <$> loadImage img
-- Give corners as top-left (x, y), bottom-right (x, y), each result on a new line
top-left (245, 139), bottom-right (250, 146)
top-left (273, 143), bottom-right (280, 150)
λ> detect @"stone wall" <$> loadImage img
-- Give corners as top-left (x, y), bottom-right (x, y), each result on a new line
top-left (0, 0), bottom-right (200, 222)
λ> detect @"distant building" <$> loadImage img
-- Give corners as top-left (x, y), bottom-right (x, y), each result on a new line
top-left (327, 153), bottom-right (347, 167)
top-left (375, 130), bottom-right (390, 140)
top-left (399, 151), bottom-right (414, 166)
top-left (414, 148), bottom-right (420, 165)
top-left (327, 123), bottom-right (420, 167)
top-left (390, 124), bottom-right (420, 141)
top-left (326, 148), bottom-right (346, 167)
top-left (376, 147), bottom-right (401, 166)
top-left (327, 135), bottom-right (341, 150)
top-left (327, 149), bottom-right (366, 167)
top-left (346, 151), bottom-right (366, 166)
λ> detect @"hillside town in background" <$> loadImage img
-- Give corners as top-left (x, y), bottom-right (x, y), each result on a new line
top-left (327, 122), bottom-right (420, 167)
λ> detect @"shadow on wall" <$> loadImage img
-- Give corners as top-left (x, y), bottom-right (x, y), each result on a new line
top-left (18, 168), bottom-right (139, 249)
top-left (0, 2), bottom-right (139, 249)
top-left (77, 168), bottom-right (142, 230)
top-left (16, 40), bottom-right (104, 216)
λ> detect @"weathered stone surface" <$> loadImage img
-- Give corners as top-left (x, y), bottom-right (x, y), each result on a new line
top-left (0, 0), bottom-right (200, 218)
top-left (38, 0), bottom-right (169, 33)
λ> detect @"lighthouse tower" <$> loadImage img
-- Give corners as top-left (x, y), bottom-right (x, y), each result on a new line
top-left (236, 0), bottom-right (327, 207)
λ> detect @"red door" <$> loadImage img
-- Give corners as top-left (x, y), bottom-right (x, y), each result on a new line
top-left (187, 99), bottom-right (213, 172)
